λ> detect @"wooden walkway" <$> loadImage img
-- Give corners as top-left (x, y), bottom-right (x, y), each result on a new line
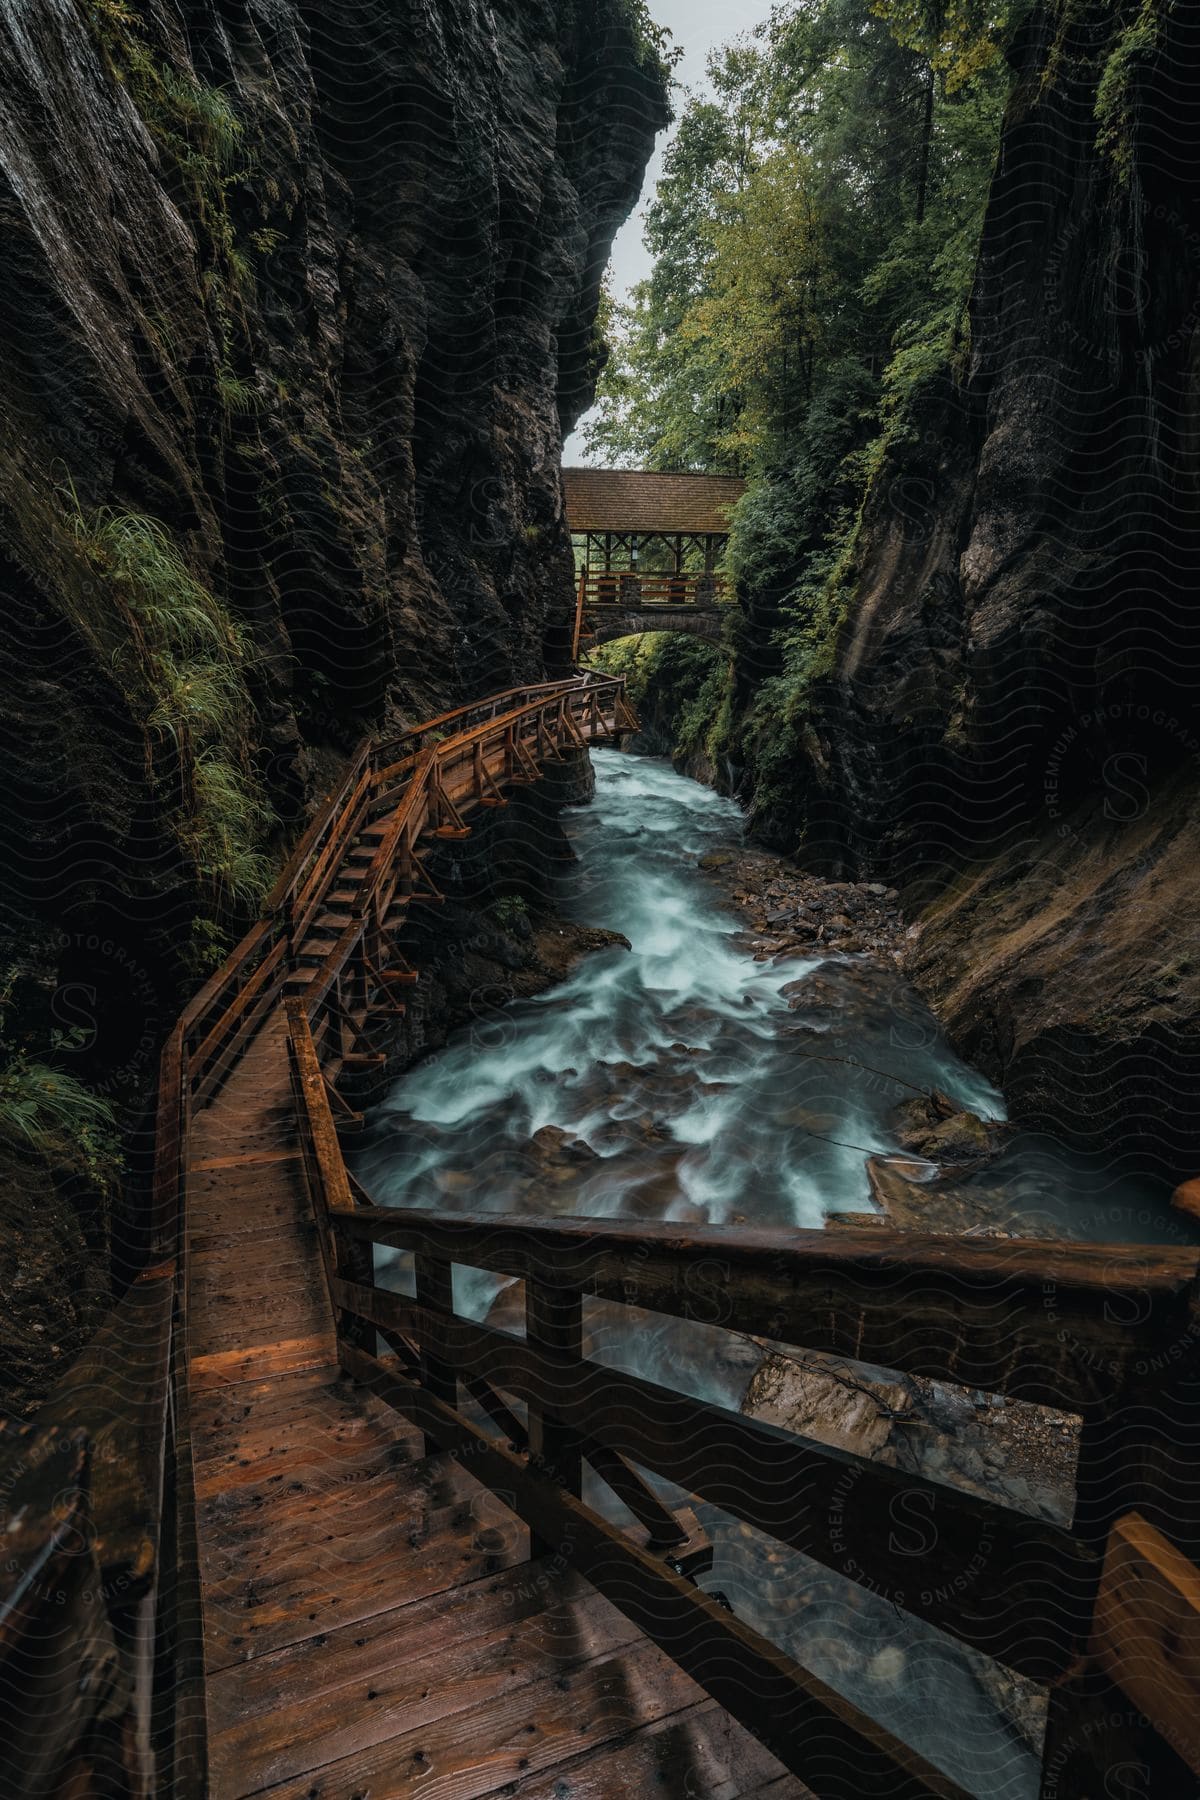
top-left (9, 675), bottom-right (1200, 1800)
top-left (186, 1014), bottom-right (802, 1798)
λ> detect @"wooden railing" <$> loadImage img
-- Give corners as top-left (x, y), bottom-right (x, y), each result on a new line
top-left (286, 995), bottom-right (1200, 1797)
top-left (5, 673), bottom-right (632, 1799)
top-left (577, 569), bottom-right (729, 609)
top-left (573, 571), bottom-right (730, 656)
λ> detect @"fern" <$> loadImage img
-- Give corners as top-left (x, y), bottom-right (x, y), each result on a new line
top-left (0, 1053), bottom-right (122, 1194)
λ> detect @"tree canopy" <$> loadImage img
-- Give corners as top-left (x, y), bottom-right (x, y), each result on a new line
top-left (582, 0), bottom-right (1016, 813)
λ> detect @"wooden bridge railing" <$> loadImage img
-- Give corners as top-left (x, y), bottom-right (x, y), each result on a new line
top-left (281, 983), bottom-right (1200, 1799)
top-left (577, 570), bottom-right (729, 608)
top-left (4, 673), bottom-right (632, 1799)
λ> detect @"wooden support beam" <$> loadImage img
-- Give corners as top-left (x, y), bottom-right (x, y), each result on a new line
top-left (1091, 1513), bottom-right (1200, 1774)
top-left (464, 1375), bottom-right (529, 1452)
top-left (413, 1255), bottom-right (457, 1452)
top-left (331, 1277), bottom-right (1097, 1679)
top-left (582, 1438), bottom-right (689, 1549)
top-left (526, 1278), bottom-right (582, 1557)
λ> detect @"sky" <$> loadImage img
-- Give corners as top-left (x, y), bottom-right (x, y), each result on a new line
top-left (563, 0), bottom-right (775, 464)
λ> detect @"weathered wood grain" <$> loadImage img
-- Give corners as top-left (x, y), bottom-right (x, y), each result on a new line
top-left (1091, 1512), bottom-right (1200, 1775)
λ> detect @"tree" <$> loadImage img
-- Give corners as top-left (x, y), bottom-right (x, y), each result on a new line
top-left (581, 0), bottom-right (1017, 815)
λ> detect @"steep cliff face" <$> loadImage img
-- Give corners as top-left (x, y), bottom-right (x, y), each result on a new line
top-left (0, 0), bottom-right (665, 1411)
top-left (748, 0), bottom-right (1200, 1174)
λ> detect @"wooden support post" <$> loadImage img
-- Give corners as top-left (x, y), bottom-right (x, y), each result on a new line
top-left (526, 1279), bottom-right (582, 1556)
top-left (1039, 1362), bottom-right (1200, 1796)
top-left (573, 568), bottom-right (586, 663)
top-left (1090, 1512), bottom-right (1200, 1775)
top-left (413, 1254), bottom-right (456, 1455)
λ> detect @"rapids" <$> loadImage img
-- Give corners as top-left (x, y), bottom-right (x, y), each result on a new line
top-left (358, 749), bottom-right (1188, 1256)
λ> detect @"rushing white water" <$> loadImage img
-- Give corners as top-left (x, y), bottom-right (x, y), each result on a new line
top-left (355, 749), bottom-right (1192, 1800)
top-left (358, 750), bottom-right (1004, 1235)
top-left (359, 749), bottom-right (1188, 1252)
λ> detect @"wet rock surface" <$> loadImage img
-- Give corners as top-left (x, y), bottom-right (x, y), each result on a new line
top-left (0, 1152), bottom-right (112, 1417)
top-left (698, 846), bottom-right (906, 961)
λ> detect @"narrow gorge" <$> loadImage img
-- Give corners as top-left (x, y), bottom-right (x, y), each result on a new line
top-left (2, 4), bottom-right (1199, 1799)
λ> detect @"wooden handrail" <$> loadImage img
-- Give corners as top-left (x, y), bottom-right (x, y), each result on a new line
top-left (30, 657), bottom-right (1200, 1796)
top-left (579, 571), bottom-right (729, 607)
top-left (331, 1277), bottom-right (1097, 1680)
top-left (332, 1205), bottom-right (1200, 1410)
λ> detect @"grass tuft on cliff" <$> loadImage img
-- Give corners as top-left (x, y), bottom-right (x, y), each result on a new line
top-left (67, 500), bottom-right (274, 912)
top-left (0, 1021), bottom-right (122, 1199)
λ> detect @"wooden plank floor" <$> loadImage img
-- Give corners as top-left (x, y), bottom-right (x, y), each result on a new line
top-left (186, 1011), bottom-right (808, 1799)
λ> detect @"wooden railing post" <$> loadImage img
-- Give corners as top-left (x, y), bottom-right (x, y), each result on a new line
top-left (1038, 1354), bottom-right (1200, 1796)
top-left (413, 1255), bottom-right (457, 1454)
top-left (285, 1000), bottom-right (373, 1352)
top-left (526, 1278), bottom-right (583, 1555)
top-left (572, 568), bottom-right (586, 662)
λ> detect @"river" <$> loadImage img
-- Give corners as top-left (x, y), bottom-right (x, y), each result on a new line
top-left (354, 748), bottom-right (1192, 1798)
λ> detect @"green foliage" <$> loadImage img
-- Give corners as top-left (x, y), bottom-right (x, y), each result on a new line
top-left (589, 635), bottom-right (730, 765)
top-left (0, 1055), bottom-right (122, 1191)
top-left (870, 1), bottom-right (1029, 88)
top-left (1095, 0), bottom-right (1158, 184)
top-left (586, 0), bottom-right (1012, 828)
top-left (0, 983), bottom-right (122, 1194)
top-left (249, 227), bottom-right (285, 255)
top-left (216, 369), bottom-right (262, 419)
top-left (185, 755), bottom-right (275, 906)
top-left (66, 499), bottom-right (274, 911)
top-left (618, 0), bottom-right (683, 82)
top-left (85, 5), bottom-right (243, 195)
top-left (492, 896), bottom-right (530, 930)
top-left (183, 917), bottom-right (233, 979)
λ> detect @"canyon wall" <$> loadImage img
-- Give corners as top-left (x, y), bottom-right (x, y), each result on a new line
top-left (0, 0), bottom-right (665, 1410)
top-left (738, 0), bottom-right (1200, 1175)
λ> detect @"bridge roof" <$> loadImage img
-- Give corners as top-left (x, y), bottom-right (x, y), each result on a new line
top-left (563, 467), bottom-right (745, 537)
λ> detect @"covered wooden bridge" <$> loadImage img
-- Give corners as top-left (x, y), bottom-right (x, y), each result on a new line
top-left (564, 468), bottom-right (745, 653)
top-left (4, 672), bottom-right (1200, 1799)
